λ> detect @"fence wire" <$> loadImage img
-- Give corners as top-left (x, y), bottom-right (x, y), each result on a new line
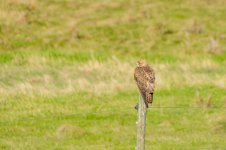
top-left (0, 106), bottom-right (226, 126)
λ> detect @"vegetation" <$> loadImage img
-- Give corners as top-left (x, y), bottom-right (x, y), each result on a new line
top-left (0, 0), bottom-right (226, 149)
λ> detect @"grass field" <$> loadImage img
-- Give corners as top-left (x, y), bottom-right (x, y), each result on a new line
top-left (0, 0), bottom-right (226, 149)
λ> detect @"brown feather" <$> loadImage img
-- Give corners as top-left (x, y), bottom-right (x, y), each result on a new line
top-left (134, 61), bottom-right (155, 108)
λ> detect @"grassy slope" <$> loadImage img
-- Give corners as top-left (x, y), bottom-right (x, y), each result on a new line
top-left (0, 0), bottom-right (226, 149)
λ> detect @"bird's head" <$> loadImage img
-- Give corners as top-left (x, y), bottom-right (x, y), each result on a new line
top-left (137, 60), bottom-right (147, 67)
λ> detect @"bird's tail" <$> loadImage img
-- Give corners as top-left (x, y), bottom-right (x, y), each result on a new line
top-left (146, 92), bottom-right (154, 105)
top-left (137, 90), bottom-right (150, 108)
top-left (149, 93), bottom-right (153, 104)
top-left (151, 93), bottom-right (154, 103)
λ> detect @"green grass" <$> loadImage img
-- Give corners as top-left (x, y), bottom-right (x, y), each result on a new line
top-left (0, 0), bottom-right (226, 149)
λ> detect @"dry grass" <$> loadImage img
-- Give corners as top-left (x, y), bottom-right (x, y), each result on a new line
top-left (0, 56), bottom-right (224, 97)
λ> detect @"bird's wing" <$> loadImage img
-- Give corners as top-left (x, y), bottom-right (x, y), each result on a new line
top-left (134, 67), bottom-right (149, 107)
top-left (143, 66), bottom-right (155, 93)
top-left (146, 66), bottom-right (155, 103)
top-left (140, 66), bottom-right (155, 104)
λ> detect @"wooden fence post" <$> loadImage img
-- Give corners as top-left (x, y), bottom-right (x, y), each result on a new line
top-left (136, 95), bottom-right (147, 150)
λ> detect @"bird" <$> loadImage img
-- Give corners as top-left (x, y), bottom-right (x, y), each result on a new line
top-left (134, 60), bottom-right (155, 109)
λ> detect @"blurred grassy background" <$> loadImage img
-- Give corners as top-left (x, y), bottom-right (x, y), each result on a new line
top-left (0, 0), bottom-right (226, 149)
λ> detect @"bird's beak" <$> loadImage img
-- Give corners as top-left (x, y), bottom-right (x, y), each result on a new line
top-left (136, 62), bottom-right (139, 67)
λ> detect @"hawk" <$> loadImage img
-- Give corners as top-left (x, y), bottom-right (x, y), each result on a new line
top-left (134, 60), bottom-right (155, 109)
